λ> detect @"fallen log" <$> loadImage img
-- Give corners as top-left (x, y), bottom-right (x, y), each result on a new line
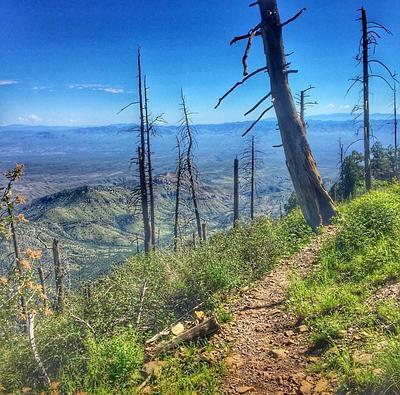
top-left (155, 316), bottom-right (220, 354)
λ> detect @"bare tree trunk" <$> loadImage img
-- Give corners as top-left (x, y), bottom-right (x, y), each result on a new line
top-left (233, 157), bottom-right (240, 226)
top-left (138, 146), bottom-right (152, 253)
top-left (300, 89), bottom-right (305, 128)
top-left (174, 138), bottom-right (183, 252)
top-left (361, 7), bottom-right (372, 191)
top-left (257, 0), bottom-right (336, 229)
top-left (192, 232), bottom-right (197, 248)
top-left (181, 93), bottom-right (202, 239)
top-left (144, 77), bottom-right (156, 249)
top-left (27, 313), bottom-right (51, 387)
top-left (250, 137), bottom-right (255, 220)
top-left (53, 239), bottom-right (64, 314)
top-left (37, 266), bottom-right (47, 310)
top-left (202, 222), bottom-right (207, 243)
top-left (137, 49), bottom-right (151, 253)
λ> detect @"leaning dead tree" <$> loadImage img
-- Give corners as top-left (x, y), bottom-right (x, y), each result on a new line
top-left (295, 85), bottom-right (317, 128)
top-left (216, 0), bottom-right (336, 228)
top-left (394, 77), bottom-right (398, 175)
top-left (348, 7), bottom-right (394, 191)
top-left (180, 91), bottom-right (203, 239)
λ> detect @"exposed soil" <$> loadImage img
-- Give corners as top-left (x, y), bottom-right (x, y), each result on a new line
top-left (214, 227), bottom-right (338, 395)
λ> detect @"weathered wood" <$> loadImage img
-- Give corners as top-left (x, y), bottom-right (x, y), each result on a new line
top-left (53, 239), bottom-right (64, 314)
top-left (257, 0), bottom-right (336, 228)
top-left (250, 137), bottom-right (255, 220)
top-left (202, 222), bottom-right (207, 243)
top-left (155, 317), bottom-right (220, 354)
top-left (174, 137), bottom-right (183, 252)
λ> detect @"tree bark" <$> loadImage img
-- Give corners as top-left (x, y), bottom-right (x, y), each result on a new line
top-left (361, 7), bottom-right (372, 191)
top-left (257, 0), bottom-right (336, 229)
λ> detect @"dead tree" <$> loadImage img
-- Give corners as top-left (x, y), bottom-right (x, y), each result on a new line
top-left (144, 77), bottom-right (156, 249)
top-left (137, 49), bottom-right (152, 253)
top-left (217, 0), bottom-right (336, 229)
top-left (348, 7), bottom-right (394, 191)
top-left (53, 239), bottom-right (64, 314)
top-left (394, 77), bottom-right (398, 175)
top-left (173, 137), bottom-right (183, 252)
top-left (233, 157), bottom-right (240, 226)
top-left (180, 91), bottom-right (202, 239)
top-left (295, 85), bottom-right (317, 128)
top-left (201, 222), bottom-right (207, 243)
top-left (241, 136), bottom-right (263, 220)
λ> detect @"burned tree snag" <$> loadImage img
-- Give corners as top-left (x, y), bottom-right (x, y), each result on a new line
top-left (53, 239), bottom-right (64, 314)
top-left (174, 137), bottom-right (183, 252)
top-left (202, 222), bottom-right (207, 243)
top-left (234, 157), bottom-right (240, 226)
top-left (181, 92), bottom-right (202, 239)
top-left (394, 79), bottom-right (398, 175)
top-left (256, 0), bottom-right (336, 228)
top-left (137, 49), bottom-right (152, 253)
top-left (144, 77), bottom-right (156, 249)
top-left (361, 7), bottom-right (372, 191)
top-left (296, 86), bottom-right (316, 129)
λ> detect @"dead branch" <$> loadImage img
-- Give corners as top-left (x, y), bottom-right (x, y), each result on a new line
top-left (230, 30), bottom-right (261, 45)
top-left (70, 313), bottom-right (96, 336)
top-left (242, 24), bottom-right (262, 76)
top-left (244, 92), bottom-right (271, 116)
top-left (116, 102), bottom-right (139, 116)
top-left (136, 279), bottom-right (148, 326)
top-left (155, 317), bottom-right (220, 354)
top-left (242, 104), bottom-right (274, 137)
top-left (280, 8), bottom-right (306, 28)
top-left (28, 313), bottom-right (51, 387)
top-left (215, 66), bottom-right (268, 109)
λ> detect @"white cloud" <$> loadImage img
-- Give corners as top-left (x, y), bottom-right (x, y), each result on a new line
top-left (339, 104), bottom-right (351, 110)
top-left (18, 114), bottom-right (43, 124)
top-left (327, 103), bottom-right (335, 108)
top-left (68, 83), bottom-right (124, 94)
top-left (0, 79), bottom-right (18, 86)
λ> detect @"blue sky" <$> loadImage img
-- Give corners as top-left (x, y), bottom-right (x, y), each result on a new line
top-left (0, 0), bottom-right (399, 126)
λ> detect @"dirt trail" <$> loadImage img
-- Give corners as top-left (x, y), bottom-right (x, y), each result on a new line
top-left (216, 227), bottom-right (337, 395)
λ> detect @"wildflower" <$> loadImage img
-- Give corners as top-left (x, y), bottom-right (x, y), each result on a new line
top-left (17, 213), bottom-right (29, 223)
top-left (0, 276), bottom-right (8, 286)
top-left (26, 248), bottom-right (42, 260)
top-left (19, 259), bottom-right (32, 270)
top-left (15, 195), bottom-right (26, 205)
top-left (44, 307), bottom-right (53, 317)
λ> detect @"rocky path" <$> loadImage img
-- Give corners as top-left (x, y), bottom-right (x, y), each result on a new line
top-left (215, 227), bottom-right (337, 395)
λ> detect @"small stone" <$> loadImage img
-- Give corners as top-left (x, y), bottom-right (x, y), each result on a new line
top-left (270, 348), bottom-right (287, 359)
top-left (237, 386), bottom-right (256, 394)
top-left (295, 325), bottom-right (309, 334)
top-left (314, 378), bottom-right (329, 393)
top-left (353, 351), bottom-right (373, 365)
top-left (299, 380), bottom-right (313, 394)
top-left (284, 330), bottom-right (295, 337)
top-left (309, 356), bottom-right (319, 362)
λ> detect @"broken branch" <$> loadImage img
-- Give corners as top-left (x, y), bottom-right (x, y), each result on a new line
top-left (215, 66), bottom-right (268, 109)
top-left (280, 8), bottom-right (306, 28)
top-left (242, 104), bottom-right (274, 137)
top-left (244, 92), bottom-right (272, 116)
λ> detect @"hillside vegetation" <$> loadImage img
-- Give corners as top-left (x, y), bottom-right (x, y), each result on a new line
top-left (0, 210), bottom-right (312, 394)
top-left (289, 184), bottom-right (400, 393)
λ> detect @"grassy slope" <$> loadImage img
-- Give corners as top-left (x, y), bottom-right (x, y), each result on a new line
top-left (0, 210), bottom-right (312, 394)
top-left (289, 184), bottom-right (400, 393)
